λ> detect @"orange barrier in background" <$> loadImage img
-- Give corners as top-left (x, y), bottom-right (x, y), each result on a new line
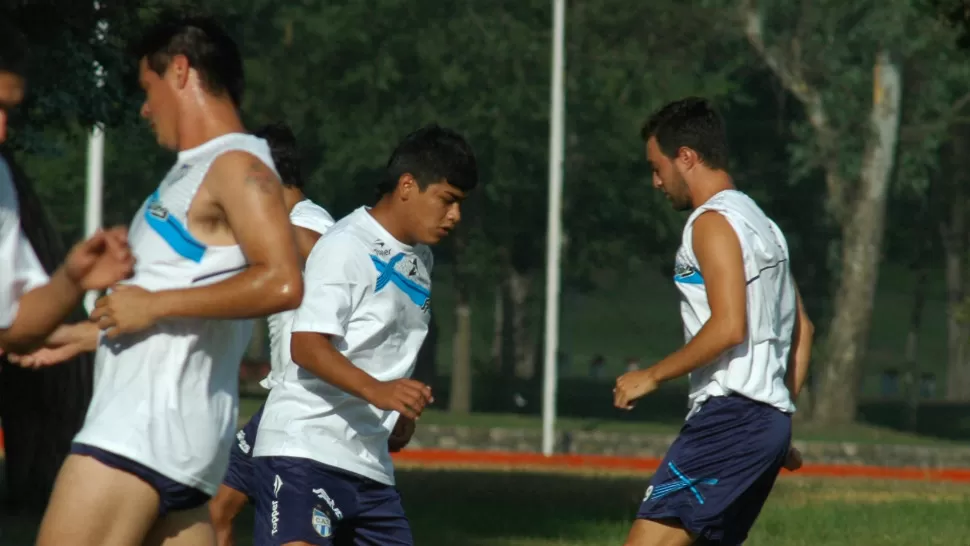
top-left (392, 448), bottom-right (970, 483)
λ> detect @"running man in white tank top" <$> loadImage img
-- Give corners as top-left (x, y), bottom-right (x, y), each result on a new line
top-left (615, 98), bottom-right (815, 546)
top-left (33, 17), bottom-right (305, 546)
top-left (251, 125), bottom-right (478, 546)
top-left (208, 122), bottom-right (334, 546)
top-left (0, 21), bottom-right (134, 356)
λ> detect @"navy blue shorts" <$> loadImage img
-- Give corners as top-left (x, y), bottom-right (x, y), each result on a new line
top-left (252, 456), bottom-right (412, 546)
top-left (71, 443), bottom-right (210, 517)
top-left (222, 402), bottom-right (265, 501)
top-left (636, 395), bottom-right (792, 545)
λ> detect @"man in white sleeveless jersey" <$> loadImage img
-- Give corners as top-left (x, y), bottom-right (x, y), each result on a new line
top-left (0, 19), bottom-right (134, 356)
top-left (208, 122), bottom-right (335, 546)
top-left (32, 16), bottom-right (305, 546)
top-left (613, 97), bottom-right (814, 546)
top-left (251, 124), bottom-right (478, 546)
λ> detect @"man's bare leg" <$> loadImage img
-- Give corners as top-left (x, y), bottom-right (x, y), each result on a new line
top-left (209, 484), bottom-right (249, 546)
top-left (624, 518), bottom-right (696, 546)
top-left (35, 454), bottom-right (160, 546)
top-left (145, 505), bottom-right (216, 546)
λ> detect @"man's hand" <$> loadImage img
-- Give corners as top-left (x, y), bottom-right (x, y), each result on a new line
top-left (5, 322), bottom-right (99, 368)
top-left (90, 285), bottom-right (160, 338)
top-left (65, 227), bottom-right (135, 291)
top-left (613, 369), bottom-right (660, 410)
top-left (362, 379), bottom-right (433, 421)
top-left (783, 445), bottom-right (803, 471)
top-left (388, 416), bottom-right (416, 452)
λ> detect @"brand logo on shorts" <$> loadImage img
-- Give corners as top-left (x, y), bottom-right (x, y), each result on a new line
top-left (648, 462), bottom-right (719, 505)
top-left (236, 429), bottom-right (250, 454)
top-left (312, 507), bottom-right (333, 537)
top-left (313, 487), bottom-right (344, 520)
top-left (270, 500), bottom-right (280, 536)
top-left (273, 474), bottom-right (283, 497)
top-left (642, 485), bottom-right (654, 501)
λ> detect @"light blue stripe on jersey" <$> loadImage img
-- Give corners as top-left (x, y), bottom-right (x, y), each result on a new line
top-left (675, 270), bottom-right (704, 285)
top-left (144, 190), bottom-right (207, 263)
top-left (370, 253), bottom-right (430, 307)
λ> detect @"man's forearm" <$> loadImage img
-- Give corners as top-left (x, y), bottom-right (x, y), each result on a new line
top-left (648, 320), bottom-right (744, 384)
top-left (0, 268), bottom-right (83, 354)
top-left (786, 319), bottom-right (814, 401)
top-left (291, 333), bottom-right (381, 401)
top-left (153, 266), bottom-right (302, 320)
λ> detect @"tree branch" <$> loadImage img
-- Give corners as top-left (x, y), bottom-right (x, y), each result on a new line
top-left (740, 0), bottom-right (846, 219)
top-left (899, 91), bottom-right (970, 143)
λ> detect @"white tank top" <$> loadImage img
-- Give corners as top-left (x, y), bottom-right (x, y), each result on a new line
top-left (73, 133), bottom-right (277, 495)
top-left (674, 190), bottom-right (796, 418)
top-left (260, 199), bottom-right (335, 390)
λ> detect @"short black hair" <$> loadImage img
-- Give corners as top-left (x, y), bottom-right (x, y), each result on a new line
top-left (640, 97), bottom-right (729, 171)
top-left (132, 15), bottom-right (244, 106)
top-left (254, 122), bottom-right (303, 189)
top-left (378, 124), bottom-right (479, 197)
top-left (0, 18), bottom-right (28, 78)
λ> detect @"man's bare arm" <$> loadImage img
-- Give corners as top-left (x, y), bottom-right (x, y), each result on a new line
top-left (0, 269), bottom-right (83, 354)
top-left (291, 331), bottom-right (432, 420)
top-left (785, 284), bottom-right (814, 401)
top-left (99, 153), bottom-right (304, 326)
top-left (645, 212), bottom-right (748, 384)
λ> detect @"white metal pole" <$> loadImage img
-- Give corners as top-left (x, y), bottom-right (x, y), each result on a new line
top-left (541, 0), bottom-right (566, 457)
top-left (84, 8), bottom-right (107, 313)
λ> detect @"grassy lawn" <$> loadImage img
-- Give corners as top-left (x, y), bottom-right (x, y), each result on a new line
top-left (425, 263), bottom-right (949, 399)
top-left (4, 470), bottom-right (968, 545)
top-left (8, 470), bottom-right (965, 546)
top-left (237, 398), bottom-right (959, 447)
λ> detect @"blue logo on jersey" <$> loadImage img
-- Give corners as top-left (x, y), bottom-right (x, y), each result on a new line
top-left (646, 462), bottom-right (718, 504)
top-left (673, 262), bottom-right (704, 285)
top-left (371, 252), bottom-right (430, 309)
top-left (144, 190), bottom-right (207, 262)
top-left (312, 507), bottom-right (332, 537)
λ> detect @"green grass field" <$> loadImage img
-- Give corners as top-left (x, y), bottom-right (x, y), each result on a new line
top-left (237, 398), bottom-right (959, 447)
top-left (5, 469), bottom-right (964, 545)
top-left (426, 263), bottom-right (950, 397)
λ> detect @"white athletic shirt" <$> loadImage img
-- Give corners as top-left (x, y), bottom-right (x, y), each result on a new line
top-left (260, 200), bottom-right (335, 390)
top-left (73, 133), bottom-right (277, 495)
top-left (674, 190), bottom-right (797, 418)
top-left (254, 206), bottom-right (433, 486)
top-left (0, 157), bottom-right (49, 329)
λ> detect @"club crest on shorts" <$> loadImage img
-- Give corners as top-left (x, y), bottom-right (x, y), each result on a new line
top-left (643, 485), bottom-right (654, 502)
top-left (312, 507), bottom-right (332, 537)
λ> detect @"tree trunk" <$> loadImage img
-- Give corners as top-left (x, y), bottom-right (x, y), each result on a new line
top-left (412, 313), bottom-right (438, 388)
top-left (942, 130), bottom-right (970, 400)
top-left (449, 300), bottom-right (472, 414)
top-left (448, 230), bottom-right (473, 414)
top-left (814, 52), bottom-right (902, 425)
top-left (903, 266), bottom-right (929, 430)
top-left (0, 151), bottom-right (94, 513)
top-left (489, 288), bottom-right (504, 374)
top-left (507, 266), bottom-right (536, 380)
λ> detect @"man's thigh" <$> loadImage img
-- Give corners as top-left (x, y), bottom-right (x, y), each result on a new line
top-left (36, 453), bottom-right (160, 546)
top-left (145, 505), bottom-right (216, 546)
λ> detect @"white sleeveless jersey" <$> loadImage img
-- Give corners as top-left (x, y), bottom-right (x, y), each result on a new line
top-left (259, 200), bottom-right (335, 390)
top-left (0, 157), bottom-right (48, 329)
top-left (73, 133), bottom-right (277, 495)
top-left (674, 190), bottom-right (797, 418)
